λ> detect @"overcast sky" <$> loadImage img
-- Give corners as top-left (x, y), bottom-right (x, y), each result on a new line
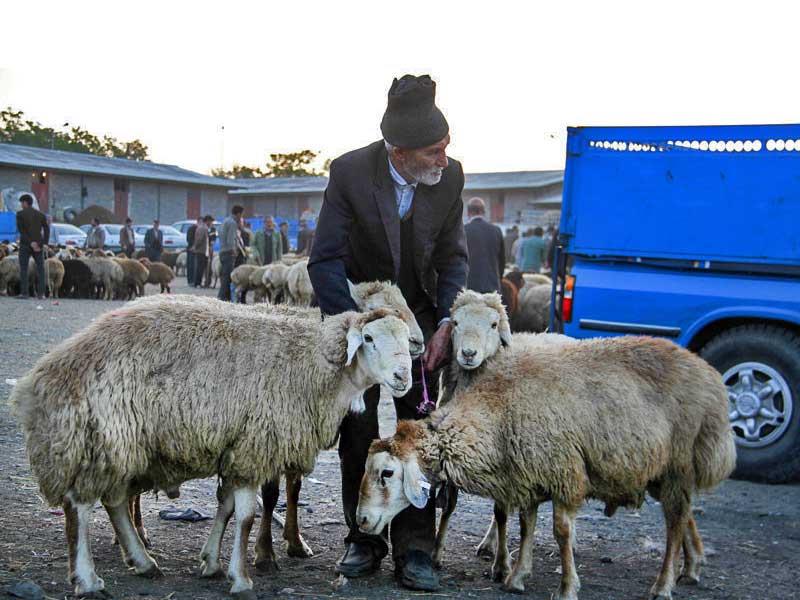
top-left (1, 1), bottom-right (797, 175)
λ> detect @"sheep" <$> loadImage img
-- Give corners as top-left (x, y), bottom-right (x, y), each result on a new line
top-left (0, 255), bottom-right (36, 296)
top-left (286, 258), bottom-right (313, 306)
top-left (246, 265), bottom-right (269, 303)
top-left (357, 291), bottom-right (736, 600)
top-left (139, 258), bottom-right (174, 293)
top-left (230, 264), bottom-right (258, 303)
top-left (128, 281), bottom-right (426, 567)
top-left (160, 250), bottom-right (180, 272)
top-left (210, 254), bottom-right (221, 288)
top-left (12, 297), bottom-right (414, 599)
top-left (112, 258), bottom-right (149, 300)
top-left (45, 257), bottom-right (65, 298)
top-left (175, 251), bottom-right (187, 276)
top-left (262, 263), bottom-right (289, 303)
top-left (523, 272), bottom-right (552, 287)
top-left (60, 259), bottom-right (95, 298)
top-left (79, 256), bottom-right (124, 300)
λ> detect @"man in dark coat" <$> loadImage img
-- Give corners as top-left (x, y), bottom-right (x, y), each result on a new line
top-left (144, 219), bottom-right (164, 262)
top-left (279, 221), bottom-right (290, 254)
top-left (15, 193), bottom-right (49, 299)
top-left (296, 219), bottom-right (314, 256)
top-left (464, 197), bottom-right (504, 294)
top-left (308, 74), bottom-right (466, 592)
top-left (186, 217), bottom-right (200, 280)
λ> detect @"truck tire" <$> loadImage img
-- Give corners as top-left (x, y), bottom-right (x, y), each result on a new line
top-left (700, 324), bottom-right (800, 483)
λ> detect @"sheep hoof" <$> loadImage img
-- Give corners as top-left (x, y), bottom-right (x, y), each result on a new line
top-left (254, 557), bottom-right (280, 574)
top-left (432, 558), bottom-right (444, 571)
top-left (501, 578), bottom-right (526, 594)
top-left (231, 589), bottom-right (258, 600)
top-left (200, 564), bottom-right (225, 579)
top-left (137, 564), bottom-right (163, 579)
top-left (491, 563), bottom-right (510, 582)
top-left (677, 573), bottom-right (700, 586)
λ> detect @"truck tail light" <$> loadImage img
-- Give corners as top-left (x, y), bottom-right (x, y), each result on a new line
top-left (563, 275), bottom-right (576, 323)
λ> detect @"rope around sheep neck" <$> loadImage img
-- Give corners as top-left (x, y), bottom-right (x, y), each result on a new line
top-left (416, 357), bottom-right (435, 415)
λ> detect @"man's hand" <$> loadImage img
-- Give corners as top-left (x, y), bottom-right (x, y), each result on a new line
top-left (422, 321), bottom-right (453, 372)
top-left (30, 241), bottom-right (40, 253)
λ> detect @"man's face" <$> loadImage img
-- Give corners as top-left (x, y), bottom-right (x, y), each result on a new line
top-left (153, 222), bottom-right (159, 230)
top-left (397, 135), bottom-right (450, 186)
top-left (265, 218), bottom-right (274, 230)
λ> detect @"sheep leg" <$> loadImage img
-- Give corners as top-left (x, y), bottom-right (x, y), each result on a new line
top-left (284, 472), bottom-right (313, 557)
top-left (503, 503), bottom-right (539, 593)
top-left (476, 515), bottom-right (498, 558)
top-left (433, 484), bottom-right (459, 569)
top-left (228, 487), bottom-right (258, 598)
top-left (64, 494), bottom-right (108, 598)
top-left (105, 500), bottom-right (162, 577)
top-left (254, 479), bottom-right (280, 573)
top-left (491, 504), bottom-right (511, 582)
top-left (200, 488), bottom-right (235, 578)
top-left (131, 494), bottom-right (151, 548)
top-left (677, 515), bottom-right (704, 585)
top-left (649, 486), bottom-right (690, 600)
top-left (552, 503), bottom-right (580, 600)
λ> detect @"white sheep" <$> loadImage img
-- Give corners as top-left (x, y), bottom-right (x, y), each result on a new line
top-left (357, 291), bottom-right (736, 600)
top-left (12, 297), bottom-right (414, 599)
top-left (286, 258), bottom-right (313, 306)
top-left (79, 256), bottom-right (124, 300)
top-left (262, 263), bottom-right (290, 303)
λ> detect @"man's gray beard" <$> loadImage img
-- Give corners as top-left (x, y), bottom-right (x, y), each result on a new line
top-left (408, 166), bottom-right (443, 186)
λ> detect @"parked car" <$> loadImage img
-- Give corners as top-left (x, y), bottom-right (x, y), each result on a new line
top-left (49, 223), bottom-right (87, 247)
top-left (133, 224), bottom-right (187, 250)
top-left (78, 224), bottom-right (144, 251)
top-left (551, 123), bottom-right (800, 484)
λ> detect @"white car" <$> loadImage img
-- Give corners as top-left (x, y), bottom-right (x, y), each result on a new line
top-left (49, 223), bottom-right (87, 248)
top-left (133, 224), bottom-right (188, 250)
top-left (79, 224), bottom-right (144, 251)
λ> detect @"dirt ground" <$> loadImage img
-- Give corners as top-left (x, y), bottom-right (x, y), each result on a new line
top-left (1, 279), bottom-right (799, 600)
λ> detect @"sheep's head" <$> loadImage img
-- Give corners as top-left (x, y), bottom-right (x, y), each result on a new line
top-left (450, 290), bottom-right (512, 370)
top-left (348, 280), bottom-right (425, 359)
top-left (330, 308), bottom-right (414, 398)
top-left (356, 421), bottom-right (430, 534)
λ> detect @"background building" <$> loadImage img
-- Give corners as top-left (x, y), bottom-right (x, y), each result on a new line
top-left (0, 143), bottom-right (235, 224)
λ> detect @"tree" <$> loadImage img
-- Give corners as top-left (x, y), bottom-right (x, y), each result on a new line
top-left (0, 107), bottom-right (149, 160)
top-left (264, 149), bottom-right (325, 177)
top-left (212, 149), bottom-right (330, 179)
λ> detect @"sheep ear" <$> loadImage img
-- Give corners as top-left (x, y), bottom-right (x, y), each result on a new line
top-left (403, 456), bottom-right (431, 509)
top-left (347, 280), bottom-right (361, 306)
top-left (500, 318), bottom-right (512, 347)
top-left (345, 327), bottom-right (363, 366)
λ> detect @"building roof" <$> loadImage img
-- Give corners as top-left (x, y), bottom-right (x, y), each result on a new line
top-left (0, 143), bottom-right (236, 189)
top-left (229, 170), bottom-right (564, 196)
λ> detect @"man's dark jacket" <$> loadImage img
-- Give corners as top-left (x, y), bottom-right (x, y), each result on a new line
top-left (464, 216), bottom-right (505, 294)
top-left (16, 206), bottom-right (49, 247)
top-left (144, 228), bottom-right (164, 261)
top-left (186, 224), bottom-right (197, 252)
top-left (308, 140), bottom-right (467, 322)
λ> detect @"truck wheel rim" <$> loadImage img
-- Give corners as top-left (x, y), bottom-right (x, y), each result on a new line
top-left (723, 362), bottom-right (793, 449)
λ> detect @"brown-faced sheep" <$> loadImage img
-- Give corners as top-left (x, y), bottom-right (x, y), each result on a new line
top-left (12, 297), bottom-right (414, 599)
top-left (112, 257), bottom-right (149, 299)
top-left (138, 258), bottom-right (174, 293)
top-left (45, 257), bottom-right (65, 298)
top-left (357, 291), bottom-right (735, 600)
top-left (286, 258), bottom-right (313, 306)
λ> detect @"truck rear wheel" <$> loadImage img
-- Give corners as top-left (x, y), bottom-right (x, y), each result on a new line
top-left (700, 324), bottom-right (800, 483)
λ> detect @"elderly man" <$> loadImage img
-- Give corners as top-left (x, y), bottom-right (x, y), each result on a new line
top-left (253, 216), bottom-right (282, 265)
top-left (309, 74), bottom-right (467, 592)
top-left (464, 197), bottom-right (505, 294)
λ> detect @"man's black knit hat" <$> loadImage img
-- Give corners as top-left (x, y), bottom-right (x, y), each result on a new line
top-left (380, 74), bottom-right (449, 149)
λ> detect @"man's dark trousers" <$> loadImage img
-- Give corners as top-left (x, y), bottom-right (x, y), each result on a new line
top-left (194, 254), bottom-right (208, 287)
top-left (18, 245), bottom-right (45, 298)
top-left (187, 251), bottom-right (195, 282)
top-left (338, 308), bottom-right (438, 560)
top-left (217, 251), bottom-right (234, 301)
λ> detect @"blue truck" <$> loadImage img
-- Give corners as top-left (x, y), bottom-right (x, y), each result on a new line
top-left (551, 124), bottom-right (800, 483)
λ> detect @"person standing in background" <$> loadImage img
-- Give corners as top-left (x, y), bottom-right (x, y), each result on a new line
top-left (15, 193), bottom-right (48, 299)
top-left (120, 217), bottom-right (136, 258)
top-left (504, 224), bottom-right (518, 264)
top-left (85, 218), bottom-right (106, 251)
top-left (279, 221), bottom-right (290, 254)
top-left (192, 215), bottom-right (212, 287)
top-left (144, 219), bottom-right (164, 262)
top-left (253, 216), bottom-right (283, 265)
top-left (186, 217), bottom-right (200, 280)
top-left (296, 218), bottom-right (314, 256)
top-left (464, 197), bottom-right (504, 294)
top-left (218, 205), bottom-right (244, 301)
top-left (519, 226), bottom-right (546, 273)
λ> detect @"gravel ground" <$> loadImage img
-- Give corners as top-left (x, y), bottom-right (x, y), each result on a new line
top-left (1, 279), bottom-right (799, 600)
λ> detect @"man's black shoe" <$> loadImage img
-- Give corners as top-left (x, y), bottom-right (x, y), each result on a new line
top-left (395, 550), bottom-right (440, 591)
top-left (335, 542), bottom-right (382, 577)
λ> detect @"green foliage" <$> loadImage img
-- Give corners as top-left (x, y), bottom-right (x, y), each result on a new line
top-left (212, 149), bottom-right (329, 179)
top-left (0, 107), bottom-right (149, 160)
